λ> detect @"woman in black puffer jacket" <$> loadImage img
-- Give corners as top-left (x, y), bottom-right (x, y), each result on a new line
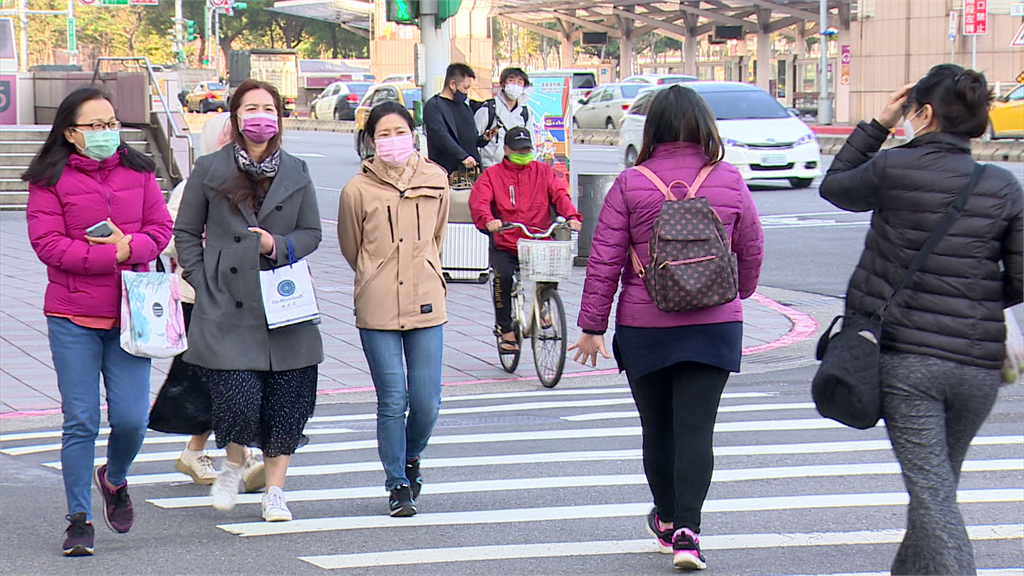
top-left (821, 64), bottom-right (1023, 576)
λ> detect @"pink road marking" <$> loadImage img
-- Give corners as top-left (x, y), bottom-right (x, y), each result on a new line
top-left (0, 294), bottom-right (817, 419)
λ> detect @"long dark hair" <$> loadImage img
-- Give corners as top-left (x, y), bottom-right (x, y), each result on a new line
top-left (225, 79), bottom-right (284, 213)
top-left (636, 85), bottom-right (724, 166)
top-left (908, 64), bottom-right (991, 139)
top-left (22, 86), bottom-right (155, 187)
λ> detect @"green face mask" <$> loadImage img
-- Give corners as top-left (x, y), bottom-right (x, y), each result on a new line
top-left (508, 152), bottom-right (533, 166)
top-left (78, 129), bottom-right (121, 161)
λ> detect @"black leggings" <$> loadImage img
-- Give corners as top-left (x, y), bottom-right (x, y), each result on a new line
top-left (627, 361), bottom-right (730, 533)
top-left (490, 244), bottom-right (519, 334)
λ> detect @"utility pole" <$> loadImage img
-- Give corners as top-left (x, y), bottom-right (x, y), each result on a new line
top-left (419, 0), bottom-right (451, 100)
top-left (816, 0), bottom-right (833, 125)
top-left (203, 4), bottom-right (212, 67)
top-left (173, 0), bottom-right (184, 64)
top-left (213, 8), bottom-right (220, 76)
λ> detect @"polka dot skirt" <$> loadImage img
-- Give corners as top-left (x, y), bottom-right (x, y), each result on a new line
top-left (204, 366), bottom-right (318, 457)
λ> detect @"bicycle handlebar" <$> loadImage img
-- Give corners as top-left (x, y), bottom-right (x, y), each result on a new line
top-left (496, 216), bottom-right (568, 239)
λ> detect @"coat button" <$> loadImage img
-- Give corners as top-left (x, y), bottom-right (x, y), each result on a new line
top-left (399, 237), bottom-right (404, 242)
top-left (400, 324), bottom-right (405, 329)
top-left (276, 205), bottom-right (283, 211)
top-left (235, 301), bottom-right (243, 308)
top-left (230, 267), bottom-right (238, 274)
top-left (398, 280), bottom-right (403, 285)
top-left (234, 235), bottom-right (241, 243)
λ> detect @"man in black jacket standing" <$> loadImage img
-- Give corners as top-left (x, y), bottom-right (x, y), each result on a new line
top-left (422, 63), bottom-right (492, 174)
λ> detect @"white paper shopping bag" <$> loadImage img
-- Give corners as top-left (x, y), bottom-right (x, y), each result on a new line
top-left (120, 270), bottom-right (189, 358)
top-left (259, 242), bottom-right (320, 330)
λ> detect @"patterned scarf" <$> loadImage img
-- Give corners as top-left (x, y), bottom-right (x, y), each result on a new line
top-left (233, 144), bottom-right (280, 180)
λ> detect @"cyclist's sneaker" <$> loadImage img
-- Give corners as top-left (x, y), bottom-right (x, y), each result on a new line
top-left (406, 458), bottom-right (423, 499)
top-left (175, 447), bottom-right (217, 485)
top-left (261, 486), bottom-right (292, 522)
top-left (646, 507), bottom-right (673, 553)
top-left (62, 513), bottom-right (94, 556)
top-left (389, 484), bottom-right (417, 517)
top-left (93, 464), bottom-right (133, 533)
top-left (211, 460), bottom-right (243, 511)
top-left (672, 527), bottom-right (707, 570)
top-left (242, 452), bottom-right (266, 493)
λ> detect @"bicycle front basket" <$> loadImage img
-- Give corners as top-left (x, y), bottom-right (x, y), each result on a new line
top-left (518, 239), bottom-right (574, 282)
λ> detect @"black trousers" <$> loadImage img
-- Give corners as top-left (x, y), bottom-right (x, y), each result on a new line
top-left (490, 244), bottom-right (519, 334)
top-left (627, 361), bottom-right (730, 532)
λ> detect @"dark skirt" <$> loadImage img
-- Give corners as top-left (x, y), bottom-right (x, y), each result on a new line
top-left (613, 322), bottom-right (743, 380)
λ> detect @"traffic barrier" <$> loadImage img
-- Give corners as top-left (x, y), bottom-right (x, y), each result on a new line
top-left (572, 130), bottom-right (1024, 162)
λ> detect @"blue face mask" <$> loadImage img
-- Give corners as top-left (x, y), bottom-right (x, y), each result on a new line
top-left (76, 128), bottom-right (121, 161)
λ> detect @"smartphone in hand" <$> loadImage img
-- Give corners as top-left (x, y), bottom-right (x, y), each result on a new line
top-left (86, 220), bottom-right (114, 238)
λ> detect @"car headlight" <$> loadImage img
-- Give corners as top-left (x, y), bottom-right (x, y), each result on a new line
top-left (795, 133), bottom-right (817, 147)
top-left (721, 137), bottom-right (746, 148)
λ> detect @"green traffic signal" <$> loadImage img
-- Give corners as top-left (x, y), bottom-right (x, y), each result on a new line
top-left (185, 19), bottom-right (198, 42)
top-left (386, 0), bottom-right (418, 24)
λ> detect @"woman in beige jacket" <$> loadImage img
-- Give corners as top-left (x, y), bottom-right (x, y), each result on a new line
top-left (338, 101), bottom-right (450, 517)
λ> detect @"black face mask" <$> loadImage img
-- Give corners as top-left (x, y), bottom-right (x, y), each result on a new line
top-left (452, 87), bottom-right (468, 104)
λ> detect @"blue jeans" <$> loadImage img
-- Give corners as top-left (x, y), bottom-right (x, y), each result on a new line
top-left (48, 317), bottom-right (152, 520)
top-left (359, 325), bottom-right (444, 490)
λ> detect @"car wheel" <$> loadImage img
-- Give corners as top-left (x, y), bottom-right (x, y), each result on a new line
top-left (199, 101), bottom-right (208, 114)
top-left (624, 146), bottom-right (638, 168)
top-left (605, 118), bottom-right (615, 130)
top-left (334, 108), bottom-right (342, 121)
top-left (789, 178), bottom-right (814, 189)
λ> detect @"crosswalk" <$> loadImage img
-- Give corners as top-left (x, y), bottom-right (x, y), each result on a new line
top-left (2, 384), bottom-right (1022, 575)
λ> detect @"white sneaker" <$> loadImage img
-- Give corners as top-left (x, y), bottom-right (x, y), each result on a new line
top-left (211, 460), bottom-right (243, 511)
top-left (242, 453), bottom-right (266, 493)
top-left (261, 486), bottom-right (292, 522)
top-left (175, 448), bottom-right (218, 485)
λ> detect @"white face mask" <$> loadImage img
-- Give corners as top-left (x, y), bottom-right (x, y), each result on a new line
top-left (903, 109), bottom-right (923, 140)
top-left (504, 84), bottom-right (524, 100)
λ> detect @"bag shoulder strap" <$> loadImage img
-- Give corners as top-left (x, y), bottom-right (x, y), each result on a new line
top-left (627, 163), bottom-right (718, 275)
top-left (882, 163), bottom-right (985, 316)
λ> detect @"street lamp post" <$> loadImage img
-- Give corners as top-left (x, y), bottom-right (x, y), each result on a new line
top-left (817, 0), bottom-right (833, 125)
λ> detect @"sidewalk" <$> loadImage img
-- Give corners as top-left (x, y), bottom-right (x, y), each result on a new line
top-left (0, 211), bottom-right (814, 416)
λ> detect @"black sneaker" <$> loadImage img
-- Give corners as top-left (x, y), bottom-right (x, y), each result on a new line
top-left (646, 507), bottom-right (673, 553)
top-left (405, 459), bottom-right (423, 500)
top-left (388, 484), bottom-right (417, 517)
top-left (62, 513), bottom-right (94, 556)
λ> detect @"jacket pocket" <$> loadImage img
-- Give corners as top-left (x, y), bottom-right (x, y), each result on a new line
top-left (354, 256), bottom-right (387, 301)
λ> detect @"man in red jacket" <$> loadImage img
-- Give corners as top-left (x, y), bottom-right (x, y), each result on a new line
top-left (469, 127), bottom-right (582, 351)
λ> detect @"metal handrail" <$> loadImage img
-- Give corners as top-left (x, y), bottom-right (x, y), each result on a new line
top-left (91, 56), bottom-right (194, 180)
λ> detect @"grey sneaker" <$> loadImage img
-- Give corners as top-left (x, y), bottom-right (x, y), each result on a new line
top-left (261, 486), bottom-right (292, 522)
top-left (242, 453), bottom-right (266, 493)
top-left (211, 460), bottom-right (243, 511)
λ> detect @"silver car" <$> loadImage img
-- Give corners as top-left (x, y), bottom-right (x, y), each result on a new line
top-left (571, 83), bottom-right (646, 130)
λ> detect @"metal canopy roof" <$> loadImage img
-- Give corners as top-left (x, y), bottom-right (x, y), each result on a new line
top-left (268, 0), bottom-right (373, 31)
top-left (490, 0), bottom-right (852, 41)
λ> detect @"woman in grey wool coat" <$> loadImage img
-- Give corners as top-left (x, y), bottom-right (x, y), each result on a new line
top-left (174, 78), bottom-right (324, 523)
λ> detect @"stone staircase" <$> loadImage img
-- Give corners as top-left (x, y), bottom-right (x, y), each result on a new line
top-left (0, 126), bottom-right (172, 209)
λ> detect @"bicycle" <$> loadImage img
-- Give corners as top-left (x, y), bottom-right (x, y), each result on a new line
top-left (489, 217), bottom-right (574, 388)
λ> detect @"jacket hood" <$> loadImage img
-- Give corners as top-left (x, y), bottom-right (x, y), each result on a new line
top-left (649, 141), bottom-right (708, 162)
top-left (900, 131), bottom-right (971, 154)
top-left (361, 154), bottom-right (448, 193)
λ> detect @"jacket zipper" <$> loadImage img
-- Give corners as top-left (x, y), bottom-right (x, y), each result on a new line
top-left (387, 205), bottom-right (395, 243)
top-left (416, 202), bottom-right (422, 241)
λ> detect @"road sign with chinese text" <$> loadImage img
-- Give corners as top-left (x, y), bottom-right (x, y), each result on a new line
top-left (67, 17), bottom-right (76, 52)
top-left (964, 0), bottom-right (988, 35)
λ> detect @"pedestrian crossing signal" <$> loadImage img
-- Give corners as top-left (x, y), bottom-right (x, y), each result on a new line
top-left (386, 0), bottom-right (418, 24)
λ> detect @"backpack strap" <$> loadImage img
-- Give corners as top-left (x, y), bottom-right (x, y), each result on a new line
top-left (626, 163), bottom-right (717, 277)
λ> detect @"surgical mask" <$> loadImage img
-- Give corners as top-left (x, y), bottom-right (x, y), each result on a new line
top-left (504, 84), bottom-right (524, 100)
top-left (902, 109), bottom-right (923, 140)
top-left (452, 86), bottom-right (468, 105)
top-left (508, 152), bottom-right (533, 166)
top-left (76, 128), bottom-right (121, 161)
top-left (375, 133), bottom-right (416, 167)
top-left (239, 112), bottom-right (278, 144)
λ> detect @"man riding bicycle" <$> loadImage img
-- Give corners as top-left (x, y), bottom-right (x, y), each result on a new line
top-left (469, 127), bottom-right (582, 352)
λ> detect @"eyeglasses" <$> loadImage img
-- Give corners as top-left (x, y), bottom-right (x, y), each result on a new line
top-left (73, 121), bottom-right (121, 132)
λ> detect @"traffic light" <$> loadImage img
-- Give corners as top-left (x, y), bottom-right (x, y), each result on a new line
top-left (185, 19), bottom-right (198, 42)
top-left (437, 0), bottom-right (462, 21)
top-left (386, 0), bottom-right (418, 24)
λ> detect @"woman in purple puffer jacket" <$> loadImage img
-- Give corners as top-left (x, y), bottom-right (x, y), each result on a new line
top-left (24, 87), bottom-right (172, 557)
top-left (569, 85), bottom-right (764, 571)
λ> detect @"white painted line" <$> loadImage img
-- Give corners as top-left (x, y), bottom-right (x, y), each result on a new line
top-left (1, 427), bottom-right (356, 456)
top-left (564, 402), bottom-right (815, 421)
top-left (291, 152), bottom-right (326, 158)
top-left (147, 459), bottom-right (1023, 509)
top-left (218, 490), bottom-right (1024, 537)
top-left (298, 524), bottom-right (1024, 570)
top-left (311, 397), bottom-right (637, 423)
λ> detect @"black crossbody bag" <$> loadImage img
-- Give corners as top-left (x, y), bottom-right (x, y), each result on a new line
top-left (812, 164), bottom-right (986, 429)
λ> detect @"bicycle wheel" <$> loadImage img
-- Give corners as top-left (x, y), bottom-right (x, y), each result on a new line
top-left (532, 285), bottom-right (567, 388)
top-left (490, 272), bottom-right (522, 373)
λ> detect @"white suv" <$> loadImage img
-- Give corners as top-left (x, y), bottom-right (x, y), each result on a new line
top-left (621, 74), bottom-right (696, 86)
top-left (618, 82), bottom-right (821, 189)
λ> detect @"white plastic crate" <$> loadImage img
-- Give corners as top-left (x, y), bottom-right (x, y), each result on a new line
top-left (517, 239), bottom-right (574, 282)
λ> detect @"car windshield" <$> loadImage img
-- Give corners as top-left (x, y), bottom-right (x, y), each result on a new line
top-left (620, 84), bottom-right (643, 99)
top-left (208, 82), bottom-right (226, 90)
top-left (402, 90), bottom-right (422, 110)
top-left (573, 74), bottom-right (597, 89)
top-left (699, 90), bottom-right (789, 120)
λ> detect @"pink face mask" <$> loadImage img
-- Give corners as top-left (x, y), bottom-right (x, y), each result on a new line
top-left (375, 133), bottom-right (416, 167)
top-left (239, 112), bottom-right (278, 144)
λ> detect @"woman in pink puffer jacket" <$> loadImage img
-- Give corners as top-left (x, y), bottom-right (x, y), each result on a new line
top-left (24, 87), bottom-right (172, 557)
top-left (570, 85), bottom-right (764, 571)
